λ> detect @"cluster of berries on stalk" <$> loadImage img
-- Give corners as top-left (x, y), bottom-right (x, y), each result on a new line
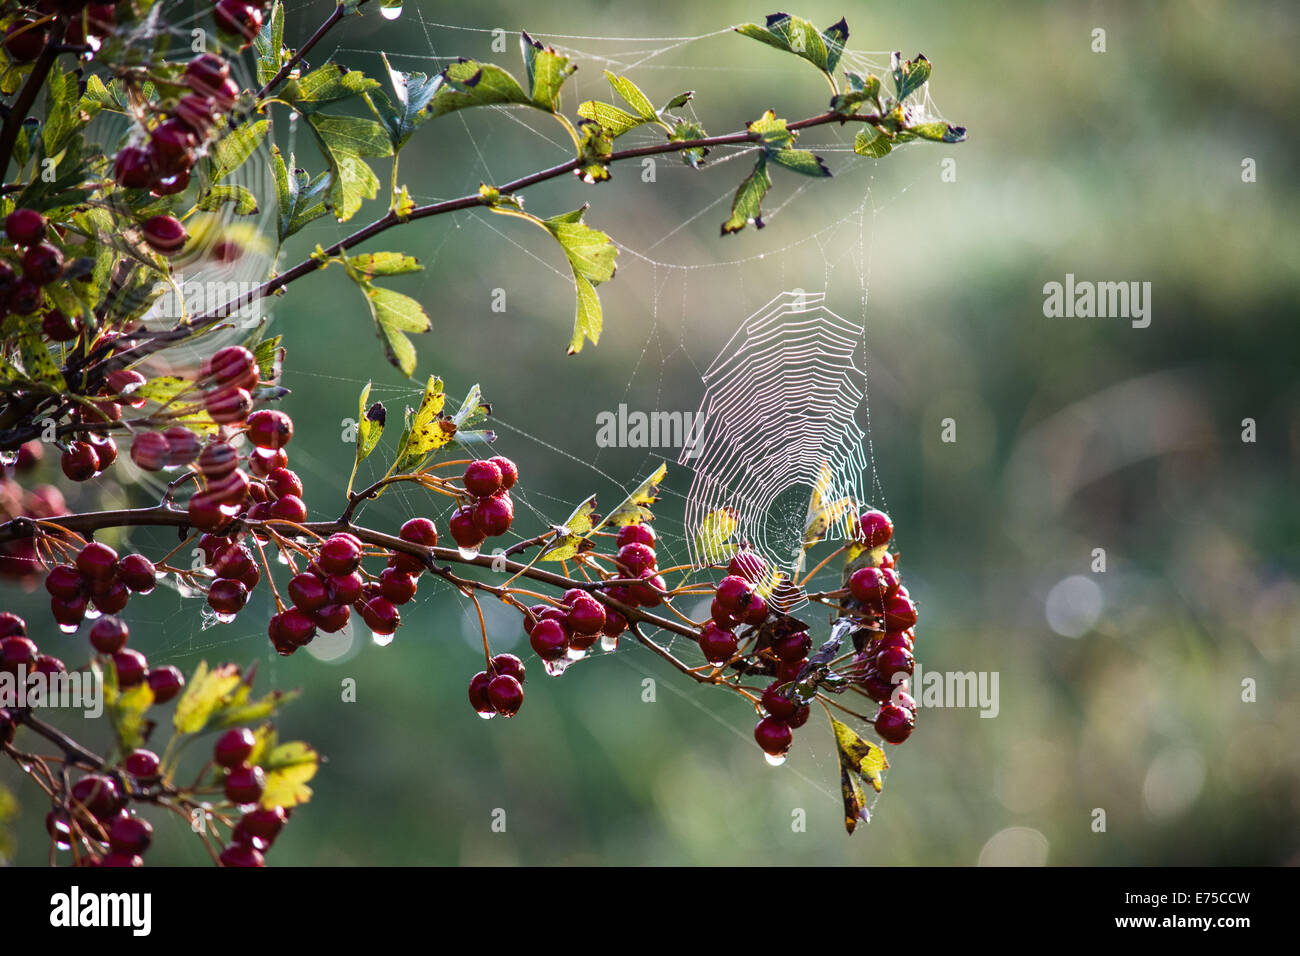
top-left (3, 2), bottom-right (117, 64)
top-left (2, 207), bottom-right (69, 324)
top-left (45, 541), bottom-right (159, 631)
top-left (0, 442), bottom-right (68, 584)
top-left (447, 456), bottom-right (519, 552)
top-left (842, 509), bottom-right (919, 746)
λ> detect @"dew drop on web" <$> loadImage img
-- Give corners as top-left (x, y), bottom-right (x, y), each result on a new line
top-left (600, 634), bottom-right (619, 652)
top-left (543, 657), bottom-right (569, 677)
top-left (763, 752), bottom-right (787, 767)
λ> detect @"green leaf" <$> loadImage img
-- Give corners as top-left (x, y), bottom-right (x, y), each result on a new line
top-left (78, 74), bottom-right (122, 118)
top-left (735, 13), bottom-right (850, 76)
top-left (369, 53), bottom-right (442, 149)
top-left (132, 375), bottom-right (194, 406)
top-left (354, 381), bottom-right (384, 464)
top-left (42, 69), bottom-right (80, 156)
top-left (394, 375), bottom-right (454, 471)
top-left (250, 334), bottom-right (282, 383)
top-left (212, 687), bottom-right (300, 729)
top-left (540, 495), bottom-right (599, 561)
top-left (668, 120), bottom-right (709, 168)
top-left (1, 316), bottom-right (66, 390)
top-left (210, 119), bottom-right (268, 182)
top-left (769, 148), bottom-right (830, 177)
top-left (604, 71), bottom-right (656, 120)
top-left (427, 59), bottom-right (530, 119)
top-left (196, 184), bottom-right (259, 214)
top-left (907, 120), bottom-right (967, 143)
top-left (891, 52), bottom-right (931, 102)
top-left (283, 63), bottom-right (380, 112)
top-left (574, 119), bottom-right (614, 183)
top-left (748, 110), bottom-right (795, 149)
top-left (520, 31), bottom-right (576, 111)
top-left (347, 251), bottom-right (422, 278)
top-left (662, 91), bottom-right (694, 110)
top-left (105, 674), bottom-right (154, 755)
top-left (451, 383), bottom-right (490, 429)
top-left (172, 662), bottom-right (243, 735)
top-left (253, 1), bottom-right (286, 87)
top-left (258, 741), bottom-right (319, 809)
top-left (831, 71), bottom-right (881, 115)
top-left (854, 127), bottom-right (893, 158)
top-left (305, 113), bottom-right (393, 222)
top-left (542, 207), bottom-right (618, 353)
top-left (272, 147), bottom-right (331, 240)
top-left (595, 463), bottom-right (668, 532)
top-left (721, 157), bottom-right (772, 235)
top-left (361, 284), bottom-right (431, 377)
top-left (694, 507), bottom-right (739, 563)
top-left (576, 100), bottom-right (648, 139)
top-left (832, 717), bottom-right (890, 833)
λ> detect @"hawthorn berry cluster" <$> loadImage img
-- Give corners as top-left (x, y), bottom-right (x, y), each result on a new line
top-left (0, 442), bottom-right (68, 584)
top-left (2, 208), bottom-right (70, 331)
top-left (45, 540), bottom-right (158, 631)
top-left (2, 2), bottom-right (116, 63)
top-left (447, 456), bottom-right (520, 551)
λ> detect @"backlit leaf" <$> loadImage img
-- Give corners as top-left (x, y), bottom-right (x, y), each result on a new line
top-left (540, 495), bottom-right (599, 561)
top-left (258, 741), bottom-right (318, 809)
top-left (597, 463), bottom-right (668, 531)
top-left (833, 717), bottom-right (889, 833)
top-left (721, 157), bottom-right (771, 235)
top-left (695, 507), bottom-right (739, 562)
top-left (173, 662), bottom-right (243, 735)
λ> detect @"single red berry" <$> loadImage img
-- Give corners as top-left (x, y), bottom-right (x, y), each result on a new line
top-left (7, 278), bottom-right (44, 315)
top-left (448, 505), bottom-right (486, 550)
top-left (214, 727), bottom-right (256, 768)
top-left (125, 749), bottom-right (161, 779)
top-left (358, 595), bottom-right (399, 635)
top-left (264, 467), bottom-right (302, 499)
top-left (377, 567), bottom-right (417, 605)
top-left (248, 447), bottom-right (288, 477)
top-left (108, 815), bottom-right (153, 854)
top-left (77, 541), bottom-right (118, 580)
top-left (113, 145), bottom-right (156, 189)
top-left (487, 674), bottom-right (524, 717)
top-left (882, 593), bottom-right (918, 632)
top-left (147, 665), bottom-right (185, 703)
top-left (147, 121), bottom-right (196, 175)
top-left (21, 242), bottom-right (64, 285)
top-left (629, 572), bottom-right (667, 607)
top-left (50, 594), bottom-right (88, 629)
top-left (874, 703), bottom-right (914, 744)
top-left (112, 648), bottom-right (148, 687)
top-left (34, 654), bottom-right (65, 676)
top-left (185, 53), bottom-right (230, 95)
top-left (89, 577), bottom-right (129, 614)
top-left (163, 425), bottom-right (202, 466)
top-left (772, 630), bottom-right (812, 663)
top-left (754, 716), bottom-right (793, 757)
top-left (224, 763), bottom-right (265, 804)
top-left (712, 598), bottom-right (739, 628)
top-left (88, 616), bottom-right (129, 654)
top-left (44, 564), bottom-right (86, 600)
top-left (188, 491), bottom-right (232, 532)
top-left (197, 441), bottom-right (238, 480)
top-left (728, 549), bottom-right (768, 582)
top-left (489, 456), bottom-right (518, 489)
top-left (279, 607), bottom-right (318, 647)
top-left (107, 369), bottom-right (147, 406)
top-left (0, 613), bottom-right (26, 638)
top-left (213, 0), bottom-right (263, 43)
top-left (0, 636), bottom-right (37, 674)
top-left (129, 431), bottom-right (169, 471)
top-left (207, 468), bottom-right (251, 508)
top-left (761, 681), bottom-right (799, 721)
top-left (714, 574), bottom-right (753, 614)
top-left (3, 19), bottom-right (47, 62)
top-left (207, 578), bottom-right (248, 616)
top-left (174, 93), bottom-right (217, 135)
top-left (203, 345), bottom-right (259, 390)
top-left (529, 618), bottom-right (569, 660)
top-left (205, 386), bottom-right (253, 425)
top-left (698, 622), bottom-right (737, 665)
top-left (210, 76), bottom-right (241, 112)
top-left (219, 842), bottom-right (265, 867)
top-left (875, 645), bottom-right (915, 683)
top-left (70, 775), bottom-right (123, 820)
top-left (744, 592), bottom-right (768, 625)
top-left (601, 608), bottom-right (627, 639)
top-left (266, 494), bottom-right (305, 522)
top-left (490, 653), bottom-right (526, 682)
top-left (616, 542), bottom-right (656, 576)
top-left (463, 459), bottom-right (503, 498)
top-left (61, 442), bottom-right (98, 481)
top-left (849, 566), bottom-right (897, 611)
top-left (5, 208), bottom-right (46, 246)
top-left (89, 433), bottom-right (118, 470)
top-left (288, 572), bottom-right (328, 612)
top-left (566, 594), bottom-right (606, 635)
top-left (41, 307), bottom-right (81, 341)
top-left (246, 409), bottom-right (293, 449)
top-left (235, 806), bottom-right (286, 845)
top-left (473, 493), bottom-right (513, 537)
top-left (327, 571), bottom-right (363, 605)
top-left (318, 534), bottom-right (362, 574)
top-left (615, 523), bottom-right (655, 548)
top-left (313, 603), bottom-right (350, 633)
top-left (857, 509), bottom-right (893, 549)
top-left (468, 671), bottom-right (494, 716)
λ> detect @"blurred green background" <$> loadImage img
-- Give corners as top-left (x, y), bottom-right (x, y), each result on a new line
top-left (4, 0), bottom-right (1300, 865)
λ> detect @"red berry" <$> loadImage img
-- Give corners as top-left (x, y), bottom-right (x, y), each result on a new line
top-left (754, 716), bottom-right (793, 757)
top-left (175, 93), bottom-right (217, 135)
top-left (468, 671), bottom-right (494, 716)
top-left (882, 593), bottom-right (918, 632)
top-left (214, 728), bottom-right (256, 768)
top-left (108, 815), bottom-right (153, 854)
top-left (235, 805), bottom-right (286, 845)
top-left (89, 576), bottom-right (129, 614)
top-left (7, 278), bottom-right (44, 315)
top-left (377, 567), bottom-right (417, 605)
top-left (70, 775), bottom-right (123, 820)
top-left (89, 433), bottom-right (118, 470)
top-left (50, 594), bottom-right (88, 629)
top-left (34, 654), bottom-right (65, 675)
top-left (698, 622), bottom-right (737, 664)
top-left (107, 369), bottom-right (147, 407)
top-left (207, 470), bottom-right (251, 510)
top-left (565, 594), bottom-right (606, 635)
top-left (129, 431), bottom-right (169, 471)
top-left (196, 441), bottom-right (238, 480)
top-left (0, 613), bottom-right (25, 638)
top-left (213, 0), bottom-right (263, 43)
top-left (264, 467), bottom-right (302, 499)
top-left (219, 842), bottom-right (265, 867)
top-left (246, 409), bottom-right (293, 449)
top-left (22, 242), bottom-right (64, 285)
top-left (490, 653), bottom-right (526, 682)
top-left (113, 145), bottom-right (157, 188)
top-left (210, 76), bottom-right (240, 112)
top-left (728, 549), bottom-right (768, 583)
top-left (147, 665), bottom-right (185, 703)
top-left (89, 616), bottom-right (129, 654)
top-left (463, 459), bottom-right (503, 497)
top-left (875, 645), bottom-right (915, 683)
top-left (714, 574), bottom-right (752, 614)
top-left (6, 208), bottom-right (46, 246)
top-left (857, 509), bottom-right (893, 549)
top-left (207, 578), bottom-right (248, 616)
top-left (224, 763), bottom-right (265, 804)
top-left (629, 572), bottom-right (667, 607)
top-left (185, 53), bottom-right (230, 95)
top-left (125, 749), bottom-right (161, 779)
top-left (744, 593), bottom-right (768, 625)
top-left (77, 541), bottom-right (118, 580)
top-left (761, 681), bottom-right (800, 721)
top-left (399, 516), bottom-right (438, 547)
top-left (288, 572), bottom-right (328, 612)
top-left (0, 636), bottom-right (37, 674)
top-left (489, 456), bottom-right (518, 489)
top-left (358, 595), bottom-right (399, 635)
top-left (188, 492), bottom-right (232, 532)
top-left (41, 307), bottom-right (81, 341)
top-left (615, 523), bottom-right (655, 548)
top-left (269, 494), bottom-right (307, 523)
top-left (279, 607), bottom-right (318, 647)
top-left (3, 19), bottom-right (47, 62)
top-left (313, 603), bottom-right (350, 633)
top-left (448, 505), bottom-right (486, 550)
top-left (162, 425), bottom-right (201, 466)
top-left (44, 563), bottom-right (86, 599)
top-left (849, 566), bottom-right (896, 611)
top-left (112, 648), bottom-right (148, 686)
top-left (772, 630), bottom-right (812, 663)
top-left (318, 534), bottom-right (362, 574)
top-left (204, 346), bottom-right (259, 390)
top-left (528, 618), bottom-right (569, 660)
top-left (148, 121), bottom-right (196, 175)
top-left (61, 442), bottom-right (98, 481)
top-left (248, 447), bottom-right (288, 477)
top-left (874, 703), bottom-right (914, 744)
top-left (473, 493), bottom-right (513, 537)
top-left (487, 674), bottom-right (524, 716)
top-left (616, 542), bottom-right (656, 576)
top-left (205, 386), bottom-right (253, 425)
top-left (601, 608), bottom-right (627, 639)
top-left (327, 571), bottom-right (363, 605)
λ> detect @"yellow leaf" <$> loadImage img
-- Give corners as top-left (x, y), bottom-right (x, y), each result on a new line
top-left (259, 741), bottom-right (319, 809)
top-left (695, 507), bottom-right (739, 563)
top-left (832, 717), bottom-right (889, 833)
top-left (596, 464), bottom-right (667, 531)
top-left (173, 662), bottom-right (242, 734)
top-left (540, 495), bottom-right (598, 562)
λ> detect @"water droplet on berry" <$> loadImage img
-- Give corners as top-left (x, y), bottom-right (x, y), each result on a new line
top-left (477, 709), bottom-right (496, 720)
top-left (457, 544), bottom-right (480, 561)
top-left (600, 634), bottom-right (619, 652)
top-left (763, 752), bottom-right (787, 767)
top-left (215, 611), bottom-right (236, 624)
top-left (276, 551), bottom-right (290, 566)
top-left (380, 2), bottom-right (403, 19)
top-left (543, 658), bottom-right (569, 677)
top-left (84, 606), bottom-right (102, 620)
top-left (58, 623), bottom-right (78, 635)
top-left (566, 646), bottom-right (587, 661)
top-left (371, 629), bottom-right (395, 647)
